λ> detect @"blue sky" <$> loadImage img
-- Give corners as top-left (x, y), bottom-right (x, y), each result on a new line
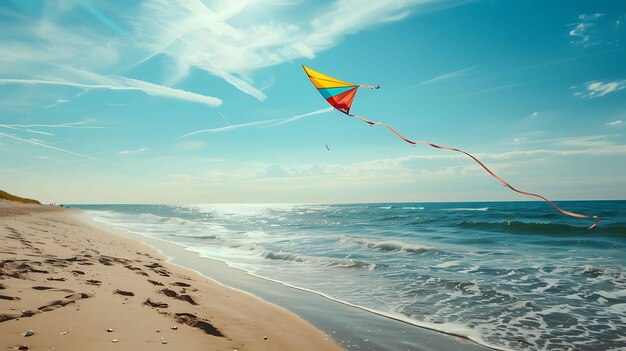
top-left (1, 0), bottom-right (625, 204)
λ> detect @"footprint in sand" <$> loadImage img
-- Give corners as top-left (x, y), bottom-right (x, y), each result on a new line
top-left (114, 289), bottom-right (135, 297)
top-left (0, 294), bottom-right (20, 301)
top-left (160, 288), bottom-right (197, 305)
top-left (31, 286), bottom-right (55, 290)
top-left (174, 313), bottom-right (225, 337)
top-left (172, 282), bottom-right (191, 287)
top-left (147, 279), bottom-right (164, 286)
top-left (144, 298), bottom-right (168, 308)
top-left (47, 277), bottom-right (66, 282)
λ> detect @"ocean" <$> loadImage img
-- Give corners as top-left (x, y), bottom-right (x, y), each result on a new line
top-left (75, 201), bottom-right (626, 351)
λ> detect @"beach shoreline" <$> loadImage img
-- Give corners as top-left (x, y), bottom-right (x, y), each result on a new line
top-left (78, 205), bottom-right (493, 351)
top-left (0, 201), bottom-right (342, 351)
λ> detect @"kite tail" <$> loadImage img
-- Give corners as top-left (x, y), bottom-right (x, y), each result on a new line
top-left (348, 113), bottom-right (600, 229)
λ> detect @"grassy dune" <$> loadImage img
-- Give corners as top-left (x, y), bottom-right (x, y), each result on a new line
top-left (0, 190), bottom-right (41, 204)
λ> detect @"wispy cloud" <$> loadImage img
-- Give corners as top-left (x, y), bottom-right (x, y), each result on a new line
top-left (1, 1), bottom-right (465, 106)
top-left (131, 0), bottom-right (463, 100)
top-left (568, 13), bottom-right (625, 48)
top-left (0, 77), bottom-right (222, 107)
top-left (0, 119), bottom-right (104, 139)
top-left (264, 107), bottom-right (334, 127)
top-left (573, 80), bottom-right (626, 98)
top-left (177, 107), bottom-right (334, 139)
top-left (177, 119), bottom-right (280, 139)
top-left (569, 13), bottom-right (604, 47)
top-left (44, 99), bottom-right (71, 109)
top-left (0, 119), bottom-right (103, 159)
top-left (1, 118), bottom-right (103, 130)
top-left (118, 147), bottom-right (148, 155)
top-left (0, 131), bottom-right (95, 159)
top-left (462, 82), bottom-right (525, 97)
top-left (412, 67), bottom-right (474, 87)
top-left (606, 120), bottom-right (623, 126)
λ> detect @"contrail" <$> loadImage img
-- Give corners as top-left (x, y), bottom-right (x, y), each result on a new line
top-left (265, 107), bottom-right (333, 127)
top-left (177, 119), bottom-right (280, 139)
top-left (176, 107), bottom-right (334, 139)
top-left (0, 132), bottom-right (96, 160)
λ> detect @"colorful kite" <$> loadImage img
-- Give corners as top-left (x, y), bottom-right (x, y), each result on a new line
top-left (303, 65), bottom-right (600, 229)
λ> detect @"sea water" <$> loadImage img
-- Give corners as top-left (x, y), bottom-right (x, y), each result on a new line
top-left (75, 201), bottom-right (626, 351)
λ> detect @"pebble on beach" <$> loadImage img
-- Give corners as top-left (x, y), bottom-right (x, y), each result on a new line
top-left (24, 330), bottom-right (34, 337)
top-left (106, 328), bottom-right (114, 332)
top-left (18, 346), bottom-right (29, 351)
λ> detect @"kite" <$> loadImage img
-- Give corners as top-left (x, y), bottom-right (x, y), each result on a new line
top-left (302, 65), bottom-right (600, 229)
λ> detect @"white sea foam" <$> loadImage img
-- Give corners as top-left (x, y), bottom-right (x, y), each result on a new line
top-left (340, 236), bottom-right (434, 253)
top-left (435, 260), bottom-right (459, 268)
top-left (444, 207), bottom-right (489, 211)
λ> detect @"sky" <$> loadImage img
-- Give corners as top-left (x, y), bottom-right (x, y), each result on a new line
top-left (1, 0), bottom-right (625, 204)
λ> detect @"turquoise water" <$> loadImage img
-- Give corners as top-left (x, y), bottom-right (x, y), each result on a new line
top-left (76, 201), bottom-right (626, 351)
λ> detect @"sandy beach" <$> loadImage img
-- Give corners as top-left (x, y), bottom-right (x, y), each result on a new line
top-left (0, 200), bottom-right (342, 351)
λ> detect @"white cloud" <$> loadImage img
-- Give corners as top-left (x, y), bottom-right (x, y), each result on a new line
top-left (569, 13), bottom-right (604, 47)
top-left (0, 1), bottom-right (464, 106)
top-left (118, 147), bottom-right (148, 155)
top-left (606, 120), bottom-right (623, 126)
top-left (569, 13), bottom-right (625, 48)
top-left (45, 98), bottom-right (71, 109)
top-left (573, 80), bottom-right (626, 98)
top-left (131, 0), bottom-right (457, 100)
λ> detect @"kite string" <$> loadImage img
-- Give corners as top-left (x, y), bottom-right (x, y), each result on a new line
top-left (348, 113), bottom-right (600, 229)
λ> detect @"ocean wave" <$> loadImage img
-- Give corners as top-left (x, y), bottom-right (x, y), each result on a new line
top-left (341, 236), bottom-right (435, 253)
top-left (263, 250), bottom-right (307, 262)
top-left (138, 213), bottom-right (199, 227)
top-left (326, 259), bottom-right (377, 270)
top-left (402, 206), bottom-right (425, 210)
top-left (261, 249), bottom-right (378, 270)
top-left (580, 265), bottom-right (624, 280)
top-left (85, 209), bottom-right (120, 218)
top-left (138, 213), bottom-right (163, 221)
